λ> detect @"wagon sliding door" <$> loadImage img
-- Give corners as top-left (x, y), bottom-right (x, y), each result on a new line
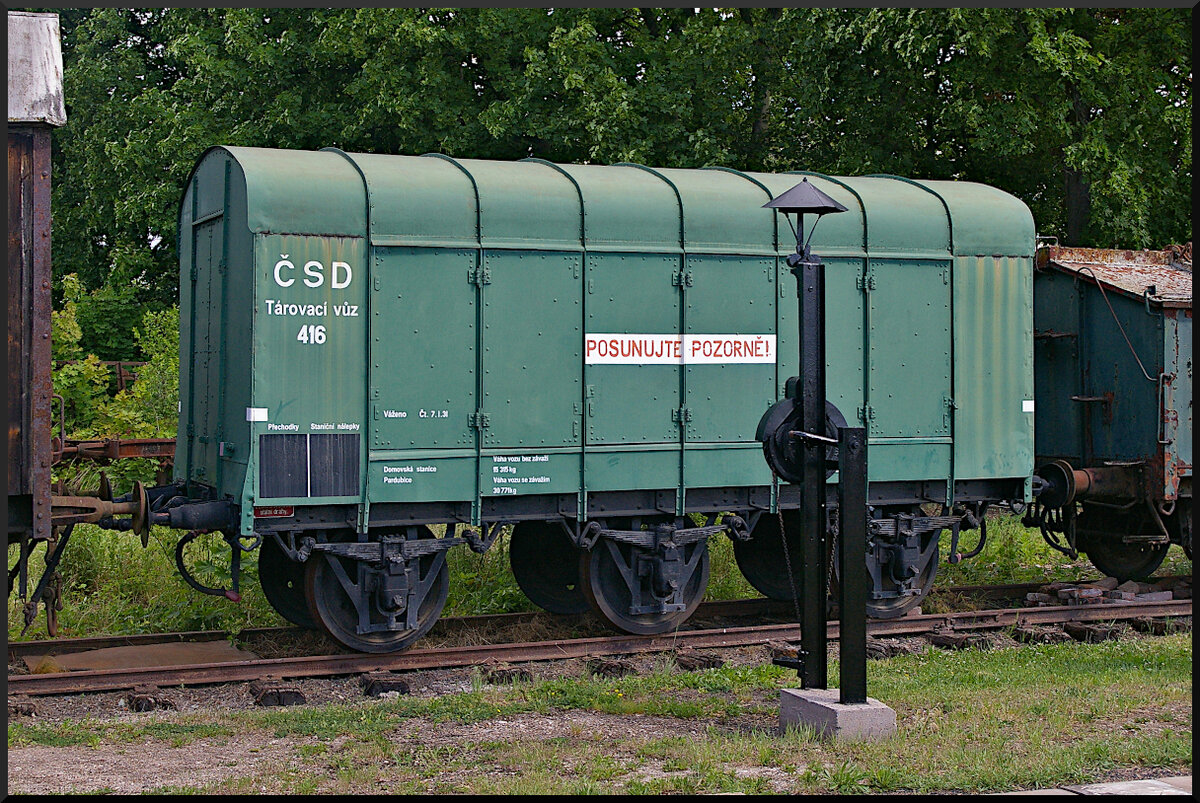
top-left (366, 247), bottom-right (478, 504)
top-left (868, 259), bottom-right (953, 484)
top-left (683, 255), bottom-right (778, 494)
top-left (584, 253), bottom-right (682, 498)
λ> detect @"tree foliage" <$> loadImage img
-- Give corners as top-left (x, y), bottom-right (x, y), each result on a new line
top-left (44, 7), bottom-right (1191, 361)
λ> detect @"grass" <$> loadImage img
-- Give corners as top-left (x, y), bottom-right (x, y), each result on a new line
top-left (9, 634), bottom-right (1191, 793)
top-left (7, 512), bottom-right (1189, 642)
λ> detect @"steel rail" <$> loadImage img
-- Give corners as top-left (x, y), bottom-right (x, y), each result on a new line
top-left (6, 575), bottom-right (1171, 661)
top-left (8, 599), bottom-right (1190, 697)
top-left (6, 610), bottom-right (544, 661)
top-left (3, 578), bottom-right (1095, 661)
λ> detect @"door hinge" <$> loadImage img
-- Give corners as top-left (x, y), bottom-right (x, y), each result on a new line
top-left (943, 395), bottom-right (957, 428)
top-left (584, 385), bottom-right (596, 417)
top-left (856, 274), bottom-right (876, 292)
top-left (672, 269), bottom-right (694, 287)
top-left (857, 405), bottom-right (876, 424)
top-left (468, 411), bottom-right (490, 429)
top-left (468, 265), bottom-right (491, 286)
top-left (942, 266), bottom-right (951, 285)
top-left (672, 406), bottom-right (693, 425)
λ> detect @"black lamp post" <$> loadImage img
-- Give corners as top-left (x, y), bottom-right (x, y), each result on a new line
top-left (757, 178), bottom-right (847, 487)
top-left (765, 177), bottom-right (848, 269)
top-left (757, 179), bottom-right (868, 705)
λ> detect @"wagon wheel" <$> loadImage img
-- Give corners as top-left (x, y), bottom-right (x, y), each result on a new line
top-left (580, 523), bottom-right (710, 635)
top-left (825, 505), bottom-right (940, 620)
top-left (1076, 503), bottom-right (1171, 581)
top-left (733, 510), bottom-right (805, 601)
top-left (509, 520), bottom-right (589, 615)
top-left (1080, 538), bottom-right (1168, 582)
top-left (258, 535), bottom-right (315, 629)
top-left (305, 527), bottom-right (449, 653)
top-left (853, 521), bottom-right (940, 620)
top-left (828, 543), bottom-right (939, 620)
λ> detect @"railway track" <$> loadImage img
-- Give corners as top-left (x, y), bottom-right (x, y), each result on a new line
top-left (8, 596), bottom-right (1190, 697)
top-left (6, 576), bottom-right (1108, 662)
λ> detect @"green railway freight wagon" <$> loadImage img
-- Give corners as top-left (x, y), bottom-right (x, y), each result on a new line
top-left (176, 146), bottom-right (1036, 651)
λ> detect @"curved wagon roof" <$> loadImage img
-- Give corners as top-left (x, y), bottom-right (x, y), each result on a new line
top-left (182, 146), bottom-right (1036, 259)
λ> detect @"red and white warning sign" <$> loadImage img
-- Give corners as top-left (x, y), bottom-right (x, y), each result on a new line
top-left (585, 334), bottom-right (776, 364)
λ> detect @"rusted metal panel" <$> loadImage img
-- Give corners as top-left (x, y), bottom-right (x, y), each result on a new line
top-left (7, 10), bottom-right (64, 549)
top-left (58, 437), bottom-right (177, 462)
top-left (7, 125), bottom-right (54, 544)
top-left (1036, 245), bottom-right (1192, 307)
top-left (1162, 307), bottom-right (1192, 499)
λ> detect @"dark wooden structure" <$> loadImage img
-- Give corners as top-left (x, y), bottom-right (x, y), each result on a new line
top-left (8, 11), bottom-right (66, 555)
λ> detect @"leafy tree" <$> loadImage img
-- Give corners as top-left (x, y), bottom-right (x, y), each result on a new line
top-left (43, 6), bottom-right (1192, 347)
top-left (770, 8), bottom-right (1191, 247)
top-left (92, 306), bottom-right (180, 440)
top-left (50, 276), bottom-right (111, 434)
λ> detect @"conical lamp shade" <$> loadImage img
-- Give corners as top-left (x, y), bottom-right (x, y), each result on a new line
top-left (763, 178), bottom-right (848, 215)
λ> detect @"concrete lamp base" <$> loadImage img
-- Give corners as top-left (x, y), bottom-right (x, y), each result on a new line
top-left (780, 688), bottom-right (897, 741)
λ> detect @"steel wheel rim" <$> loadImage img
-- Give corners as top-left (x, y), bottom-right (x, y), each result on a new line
top-left (859, 539), bottom-right (938, 620)
top-left (733, 510), bottom-right (805, 601)
top-left (1082, 540), bottom-right (1169, 582)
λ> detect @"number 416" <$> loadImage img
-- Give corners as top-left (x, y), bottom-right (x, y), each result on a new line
top-left (297, 324), bottom-right (326, 345)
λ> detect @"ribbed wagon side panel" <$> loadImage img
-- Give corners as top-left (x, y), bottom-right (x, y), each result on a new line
top-left (953, 255), bottom-right (1034, 484)
top-left (923, 179), bottom-right (1035, 497)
